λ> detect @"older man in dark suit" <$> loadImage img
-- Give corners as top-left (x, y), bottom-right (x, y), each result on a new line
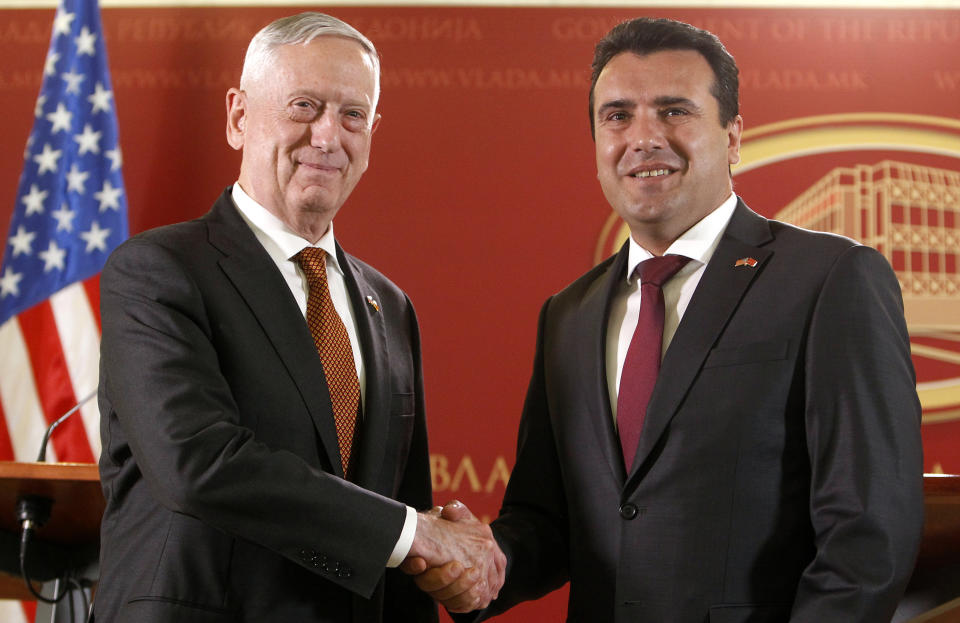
top-left (95, 12), bottom-right (503, 623)
top-left (414, 17), bottom-right (924, 623)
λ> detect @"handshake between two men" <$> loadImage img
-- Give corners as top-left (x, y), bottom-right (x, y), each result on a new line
top-left (402, 501), bottom-right (507, 613)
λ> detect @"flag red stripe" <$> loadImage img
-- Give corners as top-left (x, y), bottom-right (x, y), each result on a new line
top-left (16, 303), bottom-right (95, 463)
top-left (0, 399), bottom-right (16, 461)
top-left (83, 274), bottom-right (102, 333)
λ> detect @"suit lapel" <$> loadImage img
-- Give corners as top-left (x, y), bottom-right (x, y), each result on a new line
top-left (578, 244), bottom-right (631, 485)
top-left (628, 202), bottom-right (774, 480)
top-left (204, 191), bottom-right (345, 477)
top-left (337, 247), bottom-right (392, 492)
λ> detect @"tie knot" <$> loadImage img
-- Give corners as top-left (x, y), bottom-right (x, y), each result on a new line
top-left (637, 255), bottom-right (690, 287)
top-left (295, 247), bottom-right (327, 284)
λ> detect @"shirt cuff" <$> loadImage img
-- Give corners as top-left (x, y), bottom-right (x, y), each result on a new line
top-left (385, 505), bottom-right (417, 568)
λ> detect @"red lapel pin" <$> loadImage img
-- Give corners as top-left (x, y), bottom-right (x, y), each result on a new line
top-left (734, 257), bottom-right (758, 268)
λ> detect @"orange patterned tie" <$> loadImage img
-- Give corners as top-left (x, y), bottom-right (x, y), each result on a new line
top-left (295, 247), bottom-right (360, 477)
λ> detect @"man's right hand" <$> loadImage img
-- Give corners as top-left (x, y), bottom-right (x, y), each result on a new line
top-left (400, 500), bottom-right (506, 613)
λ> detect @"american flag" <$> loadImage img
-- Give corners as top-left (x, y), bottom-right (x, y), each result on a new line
top-left (0, 0), bottom-right (124, 487)
top-left (0, 0), bottom-right (123, 613)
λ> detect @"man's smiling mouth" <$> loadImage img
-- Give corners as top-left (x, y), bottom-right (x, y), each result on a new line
top-left (632, 168), bottom-right (673, 179)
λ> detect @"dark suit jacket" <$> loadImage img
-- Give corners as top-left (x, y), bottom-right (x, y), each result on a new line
top-left (479, 201), bottom-right (924, 623)
top-left (95, 189), bottom-right (436, 623)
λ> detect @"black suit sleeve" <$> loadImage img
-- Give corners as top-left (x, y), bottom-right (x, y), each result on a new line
top-left (791, 245), bottom-right (924, 621)
top-left (383, 294), bottom-right (438, 622)
top-left (100, 236), bottom-right (408, 598)
top-left (390, 293), bottom-right (434, 512)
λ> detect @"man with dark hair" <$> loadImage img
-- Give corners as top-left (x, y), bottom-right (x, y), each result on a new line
top-left (95, 12), bottom-right (503, 623)
top-left (412, 16), bottom-right (923, 622)
top-left (588, 17), bottom-right (740, 133)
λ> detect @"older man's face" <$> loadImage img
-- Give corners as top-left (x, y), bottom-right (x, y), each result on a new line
top-left (229, 36), bottom-right (379, 236)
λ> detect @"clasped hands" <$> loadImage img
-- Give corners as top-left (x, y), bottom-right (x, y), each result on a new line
top-left (401, 500), bottom-right (506, 613)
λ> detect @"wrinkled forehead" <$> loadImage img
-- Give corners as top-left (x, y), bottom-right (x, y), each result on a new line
top-left (246, 35), bottom-right (380, 108)
top-left (261, 38), bottom-right (381, 108)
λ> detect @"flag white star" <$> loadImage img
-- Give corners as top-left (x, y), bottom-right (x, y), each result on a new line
top-left (75, 26), bottom-right (97, 56)
top-left (1, 4), bottom-right (129, 322)
top-left (46, 102), bottom-right (73, 134)
top-left (52, 203), bottom-right (77, 232)
top-left (94, 180), bottom-right (123, 212)
top-left (80, 221), bottom-right (111, 252)
top-left (9, 226), bottom-right (36, 257)
top-left (33, 143), bottom-right (63, 175)
top-left (88, 82), bottom-right (113, 113)
top-left (74, 124), bottom-right (102, 155)
top-left (106, 146), bottom-right (123, 171)
top-left (44, 51), bottom-right (60, 77)
top-left (21, 184), bottom-right (49, 215)
top-left (62, 69), bottom-right (85, 94)
top-left (66, 164), bottom-right (90, 193)
top-left (0, 267), bottom-right (24, 299)
top-left (39, 240), bottom-right (67, 272)
top-left (53, 10), bottom-right (76, 37)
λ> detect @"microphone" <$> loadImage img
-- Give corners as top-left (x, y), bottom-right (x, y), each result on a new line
top-left (36, 389), bottom-right (97, 463)
top-left (18, 388), bottom-right (99, 609)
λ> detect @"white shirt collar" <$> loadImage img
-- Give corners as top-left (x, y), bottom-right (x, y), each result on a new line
top-left (625, 193), bottom-right (738, 283)
top-left (231, 182), bottom-right (343, 274)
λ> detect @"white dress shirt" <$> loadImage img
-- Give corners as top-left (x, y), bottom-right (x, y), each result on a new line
top-left (231, 184), bottom-right (416, 568)
top-left (605, 193), bottom-right (738, 424)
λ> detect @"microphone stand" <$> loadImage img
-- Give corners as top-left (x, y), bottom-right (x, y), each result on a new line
top-left (16, 390), bottom-right (98, 621)
top-left (35, 391), bottom-right (97, 463)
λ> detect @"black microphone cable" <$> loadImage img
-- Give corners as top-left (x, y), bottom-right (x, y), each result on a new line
top-left (17, 389), bottom-right (99, 616)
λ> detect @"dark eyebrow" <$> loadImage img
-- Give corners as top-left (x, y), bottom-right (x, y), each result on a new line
top-left (596, 98), bottom-right (635, 118)
top-left (654, 96), bottom-right (703, 112)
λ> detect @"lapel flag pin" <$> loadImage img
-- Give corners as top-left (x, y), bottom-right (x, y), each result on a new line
top-left (734, 257), bottom-right (758, 268)
top-left (366, 295), bottom-right (380, 312)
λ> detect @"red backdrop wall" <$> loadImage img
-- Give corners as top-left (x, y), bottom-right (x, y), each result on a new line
top-left (2, 5), bottom-right (959, 620)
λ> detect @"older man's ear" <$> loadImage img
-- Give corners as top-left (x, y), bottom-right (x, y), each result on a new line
top-left (225, 87), bottom-right (246, 151)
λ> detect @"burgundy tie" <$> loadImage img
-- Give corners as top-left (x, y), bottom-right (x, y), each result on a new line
top-left (617, 254), bottom-right (690, 470)
top-left (295, 247), bottom-right (361, 477)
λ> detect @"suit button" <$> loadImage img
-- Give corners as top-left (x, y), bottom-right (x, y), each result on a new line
top-left (620, 503), bottom-right (639, 520)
